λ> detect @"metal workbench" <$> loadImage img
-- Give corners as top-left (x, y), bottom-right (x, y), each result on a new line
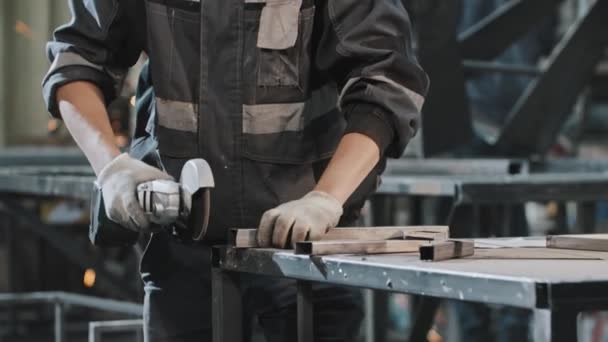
top-left (375, 158), bottom-right (608, 238)
top-left (212, 242), bottom-right (608, 342)
top-left (2, 155), bottom-right (608, 342)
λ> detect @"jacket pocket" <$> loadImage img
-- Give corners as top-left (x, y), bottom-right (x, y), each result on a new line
top-left (243, 2), bottom-right (315, 104)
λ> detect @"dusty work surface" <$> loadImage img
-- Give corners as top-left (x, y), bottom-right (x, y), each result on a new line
top-left (216, 238), bottom-right (608, 310)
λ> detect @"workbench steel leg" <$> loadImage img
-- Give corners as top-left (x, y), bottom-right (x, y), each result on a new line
top-left (576, 202), bottom-right (596, 234)
top-left (6, 220), bottom-right (17, 337)
top-left (212, 268), bottom-right (242, 342)
top-left (371, 291), bottom-right (389, 342)
top-left (501, 204), bottom-right (513, 237)
top-left (54, 302), bottom-right (65, 342)
top-left (550, 309), bottom-right (578, 342)
top-left (407, 297), bottom-right (440, 342)
top-left (297, 281), bottom-right (314, 342)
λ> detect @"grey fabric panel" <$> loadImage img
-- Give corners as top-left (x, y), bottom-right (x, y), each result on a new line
top-left (156, 98), bottom-right (198, 133)
top-left (243, 102), bottom-right (305, 134)
top-left (47, 51), bottom-right (104, 74)
top-left (339, 75), bottom-right (425, 112)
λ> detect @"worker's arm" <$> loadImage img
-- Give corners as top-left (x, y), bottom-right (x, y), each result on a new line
top-left (257, 0), bottom-right (429, 248)
top-left (57, 81), bottom-right (120, 175)
top-left (45, 0), bottom-right (170, 231)
top-left (314, 133), bottom-right (380, 204)
top-left (57, 81), bottom-right (172, 231)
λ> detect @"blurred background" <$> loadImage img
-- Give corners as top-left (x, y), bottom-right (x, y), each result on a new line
top-left (1, 0), bottom-right (608, 341)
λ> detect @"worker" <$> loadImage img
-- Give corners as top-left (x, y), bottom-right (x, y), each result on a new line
top-left (42, 0), bottom-right (428, 341)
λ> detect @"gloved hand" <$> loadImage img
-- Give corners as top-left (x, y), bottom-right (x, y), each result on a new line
top-left (97, 153), bottom-right (173, 232)
top-left (257, 191), bottom-right (343, 248)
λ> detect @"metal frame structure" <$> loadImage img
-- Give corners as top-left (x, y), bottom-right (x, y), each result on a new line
top-left (212, 245), bottom-right (608, 342)
top-left (380, 158), bottom-right (608, 238)
top-left (0, 292), bottom-right (142, 342)
top-left (411, 0), bottom-right (608, 157)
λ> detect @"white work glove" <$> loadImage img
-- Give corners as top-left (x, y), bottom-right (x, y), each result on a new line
top-left (97, 153), bottom-right (173, 232)
top-left (257, 191), bottom-right (343, 248)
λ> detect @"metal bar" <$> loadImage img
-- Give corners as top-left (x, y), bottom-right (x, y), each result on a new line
top-left (0, 292), bottom-right (142, 316)
top-left (496, 0), bottom-right (608, 156)
top-left (211, 268), bottom-right (242, 342)
top-left (88, 320), bottom-right (144, 342)
top-left (231, 227), bottom-right (449, 248)
top-left (456, 174), bottom-right (608, 203)
top-left (297, 281), bottom-right (314, 342)
top-left (295, 240), bottom-right (429, 256)
top-left (459, 0), bottom-right (560, 60)
top-left (0, 167), bottom-right (94, 200)
top-left (54, 302), bottom-right (64, 342)
top-left (407, 297), bottom-right (440, 342)
top-left (419, 240), bottom-right (475, 261)
top-left (0, 147), bottom-right (87, 167)
top-left (462, 60), bottom-right (542, 77)
top-left (379, 172), bottom-right (608, 204)
top-left (384, 158), bottom-right (525, 176)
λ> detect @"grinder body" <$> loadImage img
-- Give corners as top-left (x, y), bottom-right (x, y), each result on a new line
top-left (89, 159), bottom-right (214, 246)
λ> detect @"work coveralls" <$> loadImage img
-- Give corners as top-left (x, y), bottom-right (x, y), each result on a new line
top-left (43, 0), bottom-right (429, 340)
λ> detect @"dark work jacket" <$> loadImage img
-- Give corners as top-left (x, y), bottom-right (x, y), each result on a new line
top-left (42, 0), bottom-right (429, 242)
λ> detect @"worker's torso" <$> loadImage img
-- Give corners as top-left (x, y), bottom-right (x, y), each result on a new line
top-left (133, 0), bottom-right (379, 240)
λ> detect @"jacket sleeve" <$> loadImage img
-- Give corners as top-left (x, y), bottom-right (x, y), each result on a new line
top-left (314, 0), bottom-right (429, 158)
top-left (42, 0), bottom-right (144, 118)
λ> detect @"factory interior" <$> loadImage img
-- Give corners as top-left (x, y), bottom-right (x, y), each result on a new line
top-left (2, 0), bottom-right (608, 341)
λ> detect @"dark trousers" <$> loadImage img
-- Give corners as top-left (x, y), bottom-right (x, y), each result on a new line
top-left (141, 232), bottom-right (364, 342)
